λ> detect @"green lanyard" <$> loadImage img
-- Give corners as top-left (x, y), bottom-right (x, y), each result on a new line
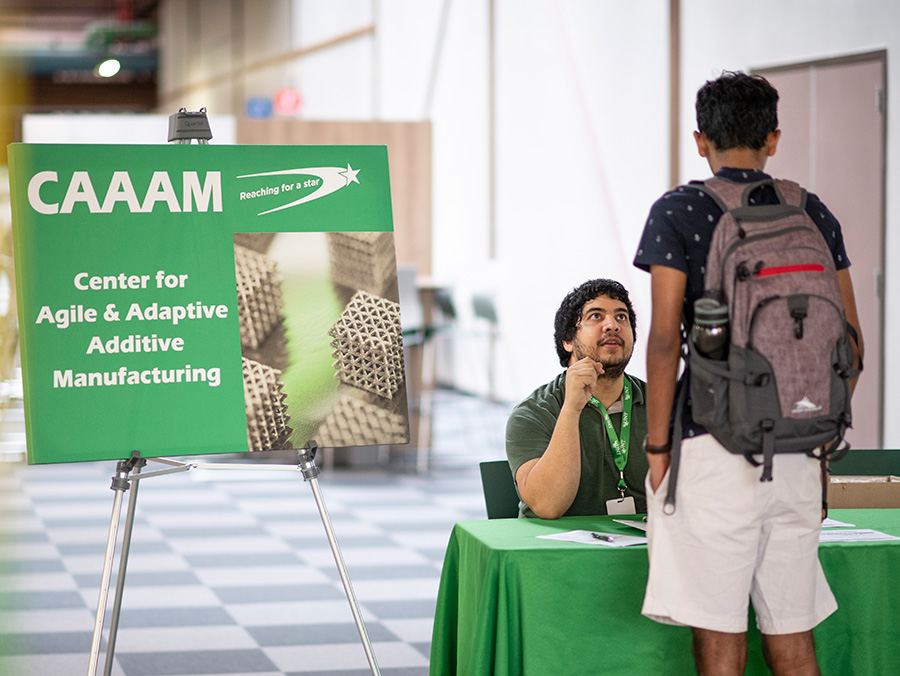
top-left (589, 378), bottom-right (632, 498)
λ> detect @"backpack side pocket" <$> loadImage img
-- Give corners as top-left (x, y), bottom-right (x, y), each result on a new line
top-left (688, 338), bottom-right (731, 431)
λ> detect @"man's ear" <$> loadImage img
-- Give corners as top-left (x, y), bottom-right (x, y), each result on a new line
top-left (694, 131), bottom-right (710, 158)
top-left (765, 129), bottom-right (781, 157)
top-left (562, 339), bottom-right (574, 356)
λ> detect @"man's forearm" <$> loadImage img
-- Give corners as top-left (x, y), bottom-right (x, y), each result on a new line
top-left (645, 338), bottom-right (680, 491)
top-left (837, 269), bottom-right (864, 395)
top-left (644, 266), bottom-right (687, 492)
top-left (517, 405), bottom-right (583, 519)
top-left (645, 288), bottom-right (682, 443)
top-left (646, 343), bottom-right (679, 446)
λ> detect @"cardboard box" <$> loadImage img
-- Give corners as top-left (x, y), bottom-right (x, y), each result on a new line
top-left (828, 475), bottom-right (900, 509)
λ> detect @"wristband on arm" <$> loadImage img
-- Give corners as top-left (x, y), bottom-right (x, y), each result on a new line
top-left (642, 437), bottom-right (672, 455)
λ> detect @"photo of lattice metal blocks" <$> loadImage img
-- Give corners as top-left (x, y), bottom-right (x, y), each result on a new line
top-left (233, 231), bottom-right (409, 452)
top-left (327, 231), bottom-right (397, 297)
top-left (314, 394), bottom-right (409, 447)
top-left (235, 243), bottom-right (284, 351)
top-left (233, 241), bottom-right (292, 451)
top-left (329, 290), bottom-right (404, 399)
top-left (242, 356), bottom-right (291, 451)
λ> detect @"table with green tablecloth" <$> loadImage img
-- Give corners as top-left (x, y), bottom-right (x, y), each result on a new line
top-left (430, 510), bottom-right (900, 675)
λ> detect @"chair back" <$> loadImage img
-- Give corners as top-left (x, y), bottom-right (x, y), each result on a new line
top-left (479, 460), bottom-right (520, 519)
top-left (472, 293), bottom-right (498, 324)
top-left (434, 288), bottom-right (457, 321)
top-left (397, 265), bottom-right (424, 342)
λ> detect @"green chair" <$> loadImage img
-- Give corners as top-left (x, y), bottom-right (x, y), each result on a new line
top-left (479, 460), bottom-right (521, 519)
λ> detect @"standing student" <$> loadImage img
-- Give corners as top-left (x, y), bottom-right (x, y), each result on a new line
top-left (633, 71), bottom-right (863, 675)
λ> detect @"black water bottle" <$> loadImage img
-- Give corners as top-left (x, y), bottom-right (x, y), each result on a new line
top-left (692, 297), bottom-right (729, 361)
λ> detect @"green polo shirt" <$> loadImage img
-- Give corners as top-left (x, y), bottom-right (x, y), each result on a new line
top-left (505, 372), bottom-right (649, 517)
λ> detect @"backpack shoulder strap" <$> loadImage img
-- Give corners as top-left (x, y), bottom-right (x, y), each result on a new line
top-left (694, 176), bottom-right (807, 213)
top-left (771, 178), bottom-right (807, 209)
top-left (689, 177), bottom-right (739, 212)
top-left (662, 379), bottom-right (688, 515)
top-left (700, 176), bottom-right (767, 211)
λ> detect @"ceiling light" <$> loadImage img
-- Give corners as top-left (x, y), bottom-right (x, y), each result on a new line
top-left (96, 58), bottom-right (121, 78)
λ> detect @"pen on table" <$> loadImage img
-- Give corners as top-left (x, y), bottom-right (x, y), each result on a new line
top-left (591, 532), bottom-right (615, 542)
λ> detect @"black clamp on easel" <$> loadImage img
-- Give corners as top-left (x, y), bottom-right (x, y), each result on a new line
top-left (167, 107), bottom-right (212, 144)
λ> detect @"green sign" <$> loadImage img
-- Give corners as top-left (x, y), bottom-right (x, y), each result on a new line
top-left (8, 144), bottom-right (404, 464)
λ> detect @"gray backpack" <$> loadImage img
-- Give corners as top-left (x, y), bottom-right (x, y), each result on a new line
top-left (664, 177), bottom-right (859, 513)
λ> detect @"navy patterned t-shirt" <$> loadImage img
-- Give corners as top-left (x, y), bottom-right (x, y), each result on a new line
top-left (632, 166), bottom-right (851, 439)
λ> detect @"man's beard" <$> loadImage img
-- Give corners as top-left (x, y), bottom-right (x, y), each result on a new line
top-left (572, 336), bottom-right (632, 380)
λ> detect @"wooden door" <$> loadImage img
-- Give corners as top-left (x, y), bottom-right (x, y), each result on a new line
top-left (759, 54), bottom-right (886, 449)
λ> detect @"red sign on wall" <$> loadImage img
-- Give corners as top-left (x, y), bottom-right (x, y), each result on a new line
top-left (274, 88), bottom-right (303, 115)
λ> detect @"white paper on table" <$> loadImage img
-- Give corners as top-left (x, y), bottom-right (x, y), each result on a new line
top-left (822, 518), bottom-right (855, 528)
top-left (612, 518), bottom-right (851, 532)
top-left (611, 517), bottom-right (864, 535)
top-left (613, 518), bottom-right (648, 531)
top-left (818, 528), bottom-right (900, 543)
top-left (537, 529), bottom-right (647, 547)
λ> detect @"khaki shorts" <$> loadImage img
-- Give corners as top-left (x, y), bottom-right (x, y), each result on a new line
top-left (642, 434), bottom-right (837, 634)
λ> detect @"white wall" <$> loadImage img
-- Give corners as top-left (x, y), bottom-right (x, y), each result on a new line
top-left (480, 1), bottom-right (667, 400)
top-left (156, 0), bottom-right (900, 444)
top-left (378, 0), bottom-right (669, 401)
top-left (21, 114), bottom-right (236, 145)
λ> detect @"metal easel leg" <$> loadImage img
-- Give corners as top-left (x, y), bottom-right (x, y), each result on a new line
top-left (86, 458), bottom-right (134, 676)
top-left (102, 453), bottom-right (146, 676)
top-left (84, 441), bottom-right (378, 675)
top-left (85, 453), bottom-right (194, 676)
top-left (298, 442), bottom-right (381, 676)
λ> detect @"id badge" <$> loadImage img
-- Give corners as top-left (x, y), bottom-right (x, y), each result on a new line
top-left (606, 496), bottom-right (636, 515)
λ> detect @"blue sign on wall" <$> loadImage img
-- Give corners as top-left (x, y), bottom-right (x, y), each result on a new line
top-left (246, 97), bottom-right (273, 119)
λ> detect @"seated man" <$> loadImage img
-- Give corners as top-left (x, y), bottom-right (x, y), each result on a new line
top-left (506, 279), bottom-right (648, 518)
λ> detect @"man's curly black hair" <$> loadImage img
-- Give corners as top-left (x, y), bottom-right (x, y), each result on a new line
top-left (696, 70), bottom-right (779, 151)
top-left (553, 279), bottom-right (636, 368)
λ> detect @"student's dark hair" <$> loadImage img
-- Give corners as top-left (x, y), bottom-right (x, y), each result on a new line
top-left (695, 70), bottom-right (779, 151)
top-left (554, 279), bottom-right (636, 368)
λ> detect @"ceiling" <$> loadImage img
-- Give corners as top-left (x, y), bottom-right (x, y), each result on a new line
top-left (0, 0), bottom-right (160, 78)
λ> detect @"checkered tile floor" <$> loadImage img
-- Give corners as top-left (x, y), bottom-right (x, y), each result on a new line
top-left (0, 389), bottom-right (514, 676)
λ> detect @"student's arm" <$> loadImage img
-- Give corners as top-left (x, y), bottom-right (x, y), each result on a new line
top-left (644, 265), bottom-right (687, 492)
top-left (837, 269), bottom-right (864, 393)
top-left (515, 357), bottom-right (603, 519)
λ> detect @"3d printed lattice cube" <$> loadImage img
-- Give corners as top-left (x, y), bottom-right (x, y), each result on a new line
top-left (315, 395), bottom-right (409, 447)
top-left (329, 290), bottom-right (405, 399)
top-left (233, 232), bottom-right (277, 254)
top-left (234, 243), bottom-right (283, 350)
top-left (242, 356), bottom-right (292, 451)
top-left (327, 232), bottom-right (397, 296)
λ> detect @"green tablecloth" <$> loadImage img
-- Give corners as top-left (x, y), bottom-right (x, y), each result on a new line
top-left (430, 510), bottom-right (900, 676)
